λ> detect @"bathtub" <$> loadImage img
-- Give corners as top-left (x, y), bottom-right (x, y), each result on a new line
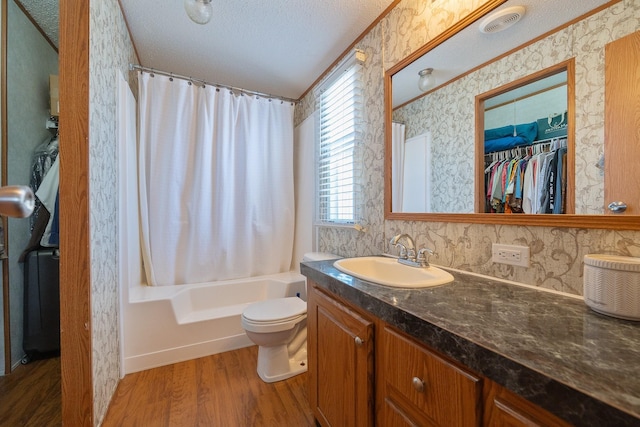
top-left (122, 271), bottom-right (306, 374)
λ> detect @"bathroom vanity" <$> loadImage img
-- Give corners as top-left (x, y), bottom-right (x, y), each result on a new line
top-left (301, 259), bottom-right (640, 427)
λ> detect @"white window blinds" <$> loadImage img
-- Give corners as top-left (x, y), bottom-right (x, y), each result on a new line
top-left (316, 50), bottom-right (365, 225)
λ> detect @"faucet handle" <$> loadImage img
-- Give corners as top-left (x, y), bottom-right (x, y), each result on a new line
top-left (397, 244), bottom-right (408, 259)
top-left (416, 248), bottom-right (435, 266)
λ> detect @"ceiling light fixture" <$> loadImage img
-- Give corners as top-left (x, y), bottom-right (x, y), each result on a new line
top-left (418, 68), bottom-right (434, 92)
top-left (184, 0), bottom-right (213, 25)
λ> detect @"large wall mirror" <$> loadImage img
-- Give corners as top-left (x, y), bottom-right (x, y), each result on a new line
top-left (384, 0), bottom-right (640, 229)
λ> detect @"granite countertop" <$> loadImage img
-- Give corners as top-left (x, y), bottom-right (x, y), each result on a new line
top-left (301, 259), bottom-right (640, 427)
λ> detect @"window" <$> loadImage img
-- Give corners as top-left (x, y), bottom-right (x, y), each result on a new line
top-left (316, 50), bottom-right (365, 225)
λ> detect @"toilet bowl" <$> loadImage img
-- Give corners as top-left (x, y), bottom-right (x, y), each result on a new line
top-left (241, 297), bottom-right (308, 383)
top-left (241, 252), bottom-right (341, 383)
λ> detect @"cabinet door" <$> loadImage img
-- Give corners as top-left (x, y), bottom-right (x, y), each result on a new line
top-left (484, 381), bottom-right (572, 427)
top-left (308, 283), bottom-right (374, 427)
top-left (378, 324), bottom-right (482, 427)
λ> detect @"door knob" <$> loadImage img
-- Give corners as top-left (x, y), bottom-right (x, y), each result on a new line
top-left (354, 336), bottom-right (364, 347)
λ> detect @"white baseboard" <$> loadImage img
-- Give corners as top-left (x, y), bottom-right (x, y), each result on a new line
top-left (123, 334), bottom-right (254, 374)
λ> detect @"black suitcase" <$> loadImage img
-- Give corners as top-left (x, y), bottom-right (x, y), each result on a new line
top-left (22, 248), bottom-right (60, 363)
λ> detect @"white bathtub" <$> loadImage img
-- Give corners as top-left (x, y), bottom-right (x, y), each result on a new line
top-left (122, 271), bottom-right (306, 374)
top-left (116, 102), bottom-right (308, 374)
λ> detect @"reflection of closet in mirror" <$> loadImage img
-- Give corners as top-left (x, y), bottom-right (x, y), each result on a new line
top-left (475, 61), bottom-right (574, 215)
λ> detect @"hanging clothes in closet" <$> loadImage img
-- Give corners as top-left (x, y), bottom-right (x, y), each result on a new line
top-left (484, 138), bottom-right (567, 214)
top-left (29, 135), bottom-right (58, 231)
top-left (19, 135), bottom-right (60, 261)
top-left (35, 155), bottom-right (60, 247)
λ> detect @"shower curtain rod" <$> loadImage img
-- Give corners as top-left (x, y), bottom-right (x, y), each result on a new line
top-left (129, 64), bottom-right (298, 104)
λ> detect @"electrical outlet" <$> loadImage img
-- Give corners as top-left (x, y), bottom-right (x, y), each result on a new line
top-left (492, 243), bottom-right (530, 267)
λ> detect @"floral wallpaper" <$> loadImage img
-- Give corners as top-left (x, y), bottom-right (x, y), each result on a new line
top-left (296, 0), bottom-right (640, 296)
top-left (394, 73), bottom-right (476, 213)
top-left (89, 0), bottom-right (138, 425)
top-left (382, 0), bottom-right (491, 69)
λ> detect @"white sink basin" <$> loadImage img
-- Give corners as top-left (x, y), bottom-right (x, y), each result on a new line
top-left (333, 256), bottom-right (454, 288)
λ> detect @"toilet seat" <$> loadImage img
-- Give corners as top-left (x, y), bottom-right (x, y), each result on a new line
top-left (242, 314), bottom-right (306, 333)
top-left (243, 297), bottom-right (306, 322)
top-left (242, 297), bottom-right (307, 333)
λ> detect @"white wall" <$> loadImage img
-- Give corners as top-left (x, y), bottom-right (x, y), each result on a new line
top-left (485, 86), bottom-right (567, 129)
top-left (291, 114), bottom-right (316, 271)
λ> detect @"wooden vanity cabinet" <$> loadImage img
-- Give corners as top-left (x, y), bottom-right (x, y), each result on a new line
top-left (377, 324), bottom-right (483, 426)
top-left (307, 280), bottom-right (375, 427)
top-left (308, 282), bottom-right (574, 427)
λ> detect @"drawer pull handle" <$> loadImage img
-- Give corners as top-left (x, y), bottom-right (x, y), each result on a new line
top-left (608, 201), bottom-right (627, 213)
top-left (355, 336), bottom-right (364, 346)
top-left (412, 376), bottom-right (425, 392)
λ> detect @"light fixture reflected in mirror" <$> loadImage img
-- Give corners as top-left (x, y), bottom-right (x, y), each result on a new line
top-left (418, 68), bottom-right (434, 92)
top-left (184, 0), bottom-right (213, 25)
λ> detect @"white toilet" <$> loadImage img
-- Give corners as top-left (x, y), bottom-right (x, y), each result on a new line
top-left (241, 252), bottom-right (340, 383)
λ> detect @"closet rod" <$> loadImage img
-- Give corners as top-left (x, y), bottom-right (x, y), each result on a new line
top-left (129, 64), bottom-right (299, 104)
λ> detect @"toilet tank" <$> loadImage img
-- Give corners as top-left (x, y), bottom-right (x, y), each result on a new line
top-left (298, 253), bottom-right (341, 301)
top-left (302, 252), bottom-right (341, 262)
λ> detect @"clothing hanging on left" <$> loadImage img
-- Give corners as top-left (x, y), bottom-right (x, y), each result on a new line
top-left (20, 136), bottom-right (60, 261)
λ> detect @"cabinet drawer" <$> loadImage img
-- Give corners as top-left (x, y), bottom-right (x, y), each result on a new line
top-left (484, 380), bottom-right (572, 427)
top-left (380, 325), bottom-right (482, 427)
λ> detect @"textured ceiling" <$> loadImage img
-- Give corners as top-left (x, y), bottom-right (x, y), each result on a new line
top-left (16, 0), bottom-right (59, 47)
top-left (120, 0), bottom-right (395, 100)
top-left (18, 0), bottom-right (394, 100)
top-left (17, 0), bottom-right (610, 103)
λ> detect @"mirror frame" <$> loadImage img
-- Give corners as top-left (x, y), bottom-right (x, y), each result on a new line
top-left (384, 0), bottom-right (640, 230)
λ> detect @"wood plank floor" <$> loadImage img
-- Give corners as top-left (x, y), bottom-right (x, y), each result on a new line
top-left (0, 356), bottom-right (62, 427)
top-left (102, 346), bottom-right (315, 427)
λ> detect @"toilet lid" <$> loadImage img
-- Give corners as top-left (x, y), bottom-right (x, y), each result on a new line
top-left (243, 297), bottom-right (307, 323)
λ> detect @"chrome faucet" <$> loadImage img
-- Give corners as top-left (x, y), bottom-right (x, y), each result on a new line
top-left (389, 234), bottom-right (435, 268)
top-left (389, 234), bottom-right (416, 260)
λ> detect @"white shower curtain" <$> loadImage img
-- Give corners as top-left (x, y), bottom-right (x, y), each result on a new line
top-left (391, 122), bottom-right (406, 212)
top-left (138, 72), bottom-right (295, 286)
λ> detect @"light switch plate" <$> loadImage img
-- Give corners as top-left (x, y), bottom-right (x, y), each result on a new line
top-left (492, 243), bottom-right (530, 267)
